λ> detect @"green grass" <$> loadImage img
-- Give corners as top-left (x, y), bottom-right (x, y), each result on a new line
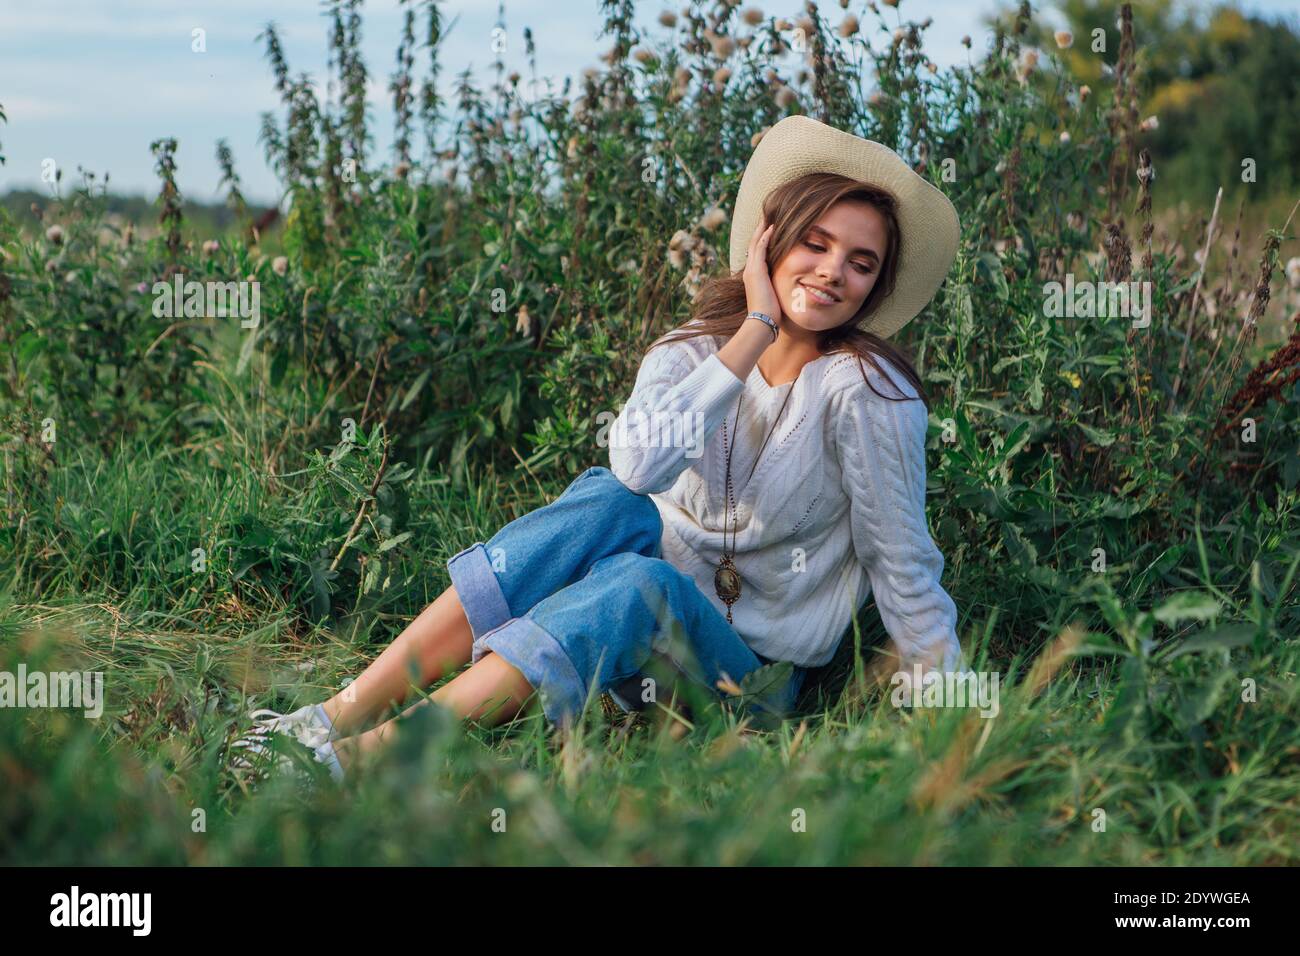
top-left (2, 388), bottom-right (1296, 864)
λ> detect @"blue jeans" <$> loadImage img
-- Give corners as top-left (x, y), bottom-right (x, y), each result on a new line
top-left (446, 466), bottom-right (806, 729)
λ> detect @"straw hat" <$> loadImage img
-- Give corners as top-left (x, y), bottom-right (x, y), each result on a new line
top-left (729, 115), bottom-right (960, 340)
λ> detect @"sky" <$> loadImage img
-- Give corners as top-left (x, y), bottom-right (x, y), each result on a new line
top-left (1, 0), bottom-right (1297, 206)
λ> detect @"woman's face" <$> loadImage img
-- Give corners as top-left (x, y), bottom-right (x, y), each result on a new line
top-left (769, 199), bottom-right (889, 333)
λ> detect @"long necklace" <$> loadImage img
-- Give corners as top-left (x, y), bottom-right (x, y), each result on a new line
top-left (714, 366), bottom-right (802, 624)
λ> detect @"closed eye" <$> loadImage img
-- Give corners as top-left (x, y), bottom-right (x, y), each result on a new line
top-left (803, 240), bottom-right (875, 274)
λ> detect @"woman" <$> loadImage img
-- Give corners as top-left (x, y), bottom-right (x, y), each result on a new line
top-left (229, 115), bottom-right (966, 783)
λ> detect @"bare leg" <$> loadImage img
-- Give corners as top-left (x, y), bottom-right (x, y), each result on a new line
top-left (332, 651), bottom-right (538, 771)
top-left (320, 585), bottom-right (475, 737)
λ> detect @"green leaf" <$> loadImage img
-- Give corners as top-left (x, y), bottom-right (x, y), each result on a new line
top-left (1152, 591), bottom-right (1221, 625)
top-left (235, 327), bottom-right (259, 375)
top-left (1077, 421), bottom-right (1116, 447)
top-left (377, 531), bottom-right (413, 552)
top-left (400, 367), bottom-right (431, 412)
top-left (1162, 622), bottom-right (1256, 660)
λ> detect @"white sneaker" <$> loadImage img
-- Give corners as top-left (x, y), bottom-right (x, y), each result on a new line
top-left (226, 704), bottom-right (342, 785)
top-left (242, 703), bottom-right (336, 749)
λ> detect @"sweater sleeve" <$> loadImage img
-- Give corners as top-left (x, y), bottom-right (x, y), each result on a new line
top-left (833, 370), bottom-right (964, 674)
top-left (606, 338), bottom-right (745, 495)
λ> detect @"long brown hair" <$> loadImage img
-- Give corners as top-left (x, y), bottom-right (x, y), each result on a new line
top-left (650, 171), bottom-right (929, 410)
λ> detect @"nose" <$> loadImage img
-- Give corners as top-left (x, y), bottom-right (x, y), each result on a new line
top-left (816, 254), bottom-right (844, 287)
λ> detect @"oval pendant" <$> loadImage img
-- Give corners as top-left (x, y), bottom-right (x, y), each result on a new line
top-left (714, 560), bottom-right (741, 603)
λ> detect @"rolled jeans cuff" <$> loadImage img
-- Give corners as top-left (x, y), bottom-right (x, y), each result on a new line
top-left (447, 542), bottom-right (512, 640)
top-left (473, 616), bottom-right (586, 729)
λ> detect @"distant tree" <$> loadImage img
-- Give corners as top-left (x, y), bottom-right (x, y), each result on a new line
top-left (990, 0), bottom-right (1300, 202)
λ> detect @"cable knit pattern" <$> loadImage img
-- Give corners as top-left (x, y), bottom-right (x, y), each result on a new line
top-left (607, 331), bottom-right (964, 673)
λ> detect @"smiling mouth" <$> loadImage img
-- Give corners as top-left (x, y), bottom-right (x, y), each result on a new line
top-left (800, 280), bottom-right (839, 305)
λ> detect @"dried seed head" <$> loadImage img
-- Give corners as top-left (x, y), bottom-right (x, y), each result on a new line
top-left (742, 7), bottom-right (764, 26)
top-left (1286, 256), bottom-right (1300, 291)
top-left (45, 225), bottom-right (64, 245)
top-left (1054, 30), bottom-right (1073, 48)
top-left (272, 255), bottom-right (288, 276)
top-left (699, 206), bottom-right (728, 230)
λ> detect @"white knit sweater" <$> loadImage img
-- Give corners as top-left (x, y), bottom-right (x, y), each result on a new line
top-left (606, 331), bottom-right (964, 673)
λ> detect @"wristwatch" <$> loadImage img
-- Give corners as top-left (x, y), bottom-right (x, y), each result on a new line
top-left (746, 311), bottom-right (778, 341)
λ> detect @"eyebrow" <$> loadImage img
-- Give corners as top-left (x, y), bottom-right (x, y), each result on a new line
top-left (807, 224), bottom-right (881, 263)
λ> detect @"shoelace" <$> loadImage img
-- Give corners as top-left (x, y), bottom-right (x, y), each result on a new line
top-left (226, 707), bottom-right (329, 779)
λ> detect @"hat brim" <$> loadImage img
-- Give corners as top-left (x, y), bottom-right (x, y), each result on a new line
top-left (729, 115), bottom-right (960, 340)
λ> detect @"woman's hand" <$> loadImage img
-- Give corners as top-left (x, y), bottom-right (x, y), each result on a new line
top-left (742, 213), bottom-right (781, 323)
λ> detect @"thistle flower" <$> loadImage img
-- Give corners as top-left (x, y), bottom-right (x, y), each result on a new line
top-left (1015, 49), bottom-right (1038, 84)
top-left (668, 247), bottom-right (687, 269)
top-left (706, 30), bottom-right (735, 59)
top-left (202, 239), bottom-right (220, 256)
top-left (1286, 256), bottom-right (1300, 290)
top-left (272, 256), bottom-right (288, 276)
top-left (838, 15), bottom-right (859, 38)
top-left (742, 7), bottom-right (764, 25)
top-left (1054, 30), bottom-right (1073, 48)
top-left (961, 35), bottom-right (971, 48)
top-left (45, 225), bottom-right (64, 245)
top-left (699, 206), bottom-right (728, 230)
top-left (1079, 84), bottom-right (1091, 101)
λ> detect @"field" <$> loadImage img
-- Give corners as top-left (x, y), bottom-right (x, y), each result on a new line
top-left (1, 0), bottom-right (1298, 865)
